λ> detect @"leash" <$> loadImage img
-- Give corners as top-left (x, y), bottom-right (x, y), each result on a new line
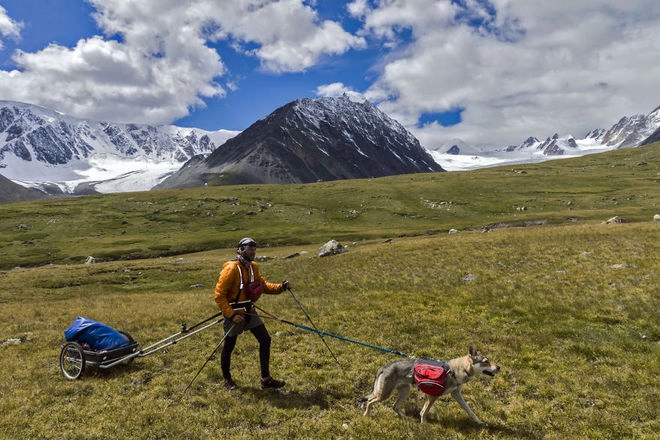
top-left (183, 323), bottom-right (235, 393)
top-left (254, 305), bottom-right (412, 359)
top-left (286, 287), bottom-right (340, 364)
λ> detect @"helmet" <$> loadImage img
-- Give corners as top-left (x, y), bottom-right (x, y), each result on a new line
top-left (237, 237), bottom-right (257, 252)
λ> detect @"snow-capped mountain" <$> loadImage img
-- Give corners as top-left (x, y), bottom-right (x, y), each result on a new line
top-left (1, 97), bottom-right (659, 199)
top-left (155, 95), bottom-right (443, 189)
top-left (601, 107), bottom-right (660, 147)
top-left (0, 101), bottom-right (239, 194)
top-left (428, 105), bottom-right (660, 171)
top-left (640, 126), bottom-right (660, 145)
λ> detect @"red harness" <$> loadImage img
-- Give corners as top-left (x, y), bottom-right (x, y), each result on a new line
top-left (413, 359), bottom-right (450, 396)
top-left (235, 261), bottom-right (264, 302)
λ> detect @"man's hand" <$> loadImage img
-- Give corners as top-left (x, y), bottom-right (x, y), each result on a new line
top-left (231, 313), bottom-right (245, 324)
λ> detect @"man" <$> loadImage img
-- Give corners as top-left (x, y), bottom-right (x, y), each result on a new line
top-left (214, 237), bottom-right (290, 390)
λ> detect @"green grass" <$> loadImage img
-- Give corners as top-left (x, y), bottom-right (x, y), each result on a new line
top-left (0, 144), bottom-right (659, 439)
top-left (1, 144), bottom-right (658, 270)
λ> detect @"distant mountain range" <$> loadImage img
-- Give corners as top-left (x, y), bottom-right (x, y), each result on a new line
top-left (0, 96), bottom-right (442, 199)
top-left (426, 105), bottom-right (660, 171)
top-left (0, 100), bottom-right (238, 197)
top-left (503, 104), bottom-right (660, 154)
top-left (0, 97), bottom-right (659, 202)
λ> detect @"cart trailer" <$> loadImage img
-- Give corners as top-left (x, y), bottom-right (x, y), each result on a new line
top-left (59, 313), bottom-right (224, 380)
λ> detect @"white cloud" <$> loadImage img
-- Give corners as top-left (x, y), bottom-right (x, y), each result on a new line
top-left (316, 82), bottom-right (366, 102)
top-left (316, 82), bottom-right (354, 97)
top-left (0, 0), bottom-right (363, 123)
top-left (358, 0), bottom-right (660, 148)
top-left (252, 19), bottom-right (363, 73)
top-left (0, 0), bottom-right (659, 151)
top-left (0, 1), bottom-right (226, 124)
top-left (0, 6), bottom-right (23, 49)
top-left (201, 0), bottom-right (365, 73)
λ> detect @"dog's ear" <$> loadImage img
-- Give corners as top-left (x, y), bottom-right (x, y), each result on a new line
top-left (469, 345), bottom-right (475, 356)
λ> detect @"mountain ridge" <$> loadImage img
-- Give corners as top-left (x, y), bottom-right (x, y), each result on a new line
top-left (427, 105), bottom-right (660, 171)
top-left (155, 95), bottom-right (444, 189)
top-left (0, 100), bottom-right (238, 195)
top-left (1, 98), bottom-right (659, 202)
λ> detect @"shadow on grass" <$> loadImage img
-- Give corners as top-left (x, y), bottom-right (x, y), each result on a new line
top-left (483, 422), bottom-right (541, 439)
top-left (408, 416), bottom-right (539, 439)
top-left (243, 385), bottom-right (350, 410)
top-left (65, 359), bottom-right (140, 381)
top-left (396, 401), bottom-right (540, 439)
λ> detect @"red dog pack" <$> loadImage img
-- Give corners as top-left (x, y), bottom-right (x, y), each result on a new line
top-left (413, 359), bottom-right (450, 396)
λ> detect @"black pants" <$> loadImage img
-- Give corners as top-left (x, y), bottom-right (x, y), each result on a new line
top-left (221, 323), bottom-right (272, 380)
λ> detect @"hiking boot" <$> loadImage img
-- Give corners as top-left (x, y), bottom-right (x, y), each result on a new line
top-left (261, 377), bottom-right (285, 389)
top-left (223, 378), bottom-right (237, 390)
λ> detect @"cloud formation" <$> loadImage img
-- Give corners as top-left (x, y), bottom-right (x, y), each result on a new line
top-left (0, 6), bottom-right (22, 49)
top-left (0, 0), bottom-right (659, 149)
top-left (0, 0), bottom-right (362, 124)
top-left (352, 0), bottom-right (660, 147)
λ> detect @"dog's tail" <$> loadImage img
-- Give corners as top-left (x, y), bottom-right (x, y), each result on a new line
top-left (359, 366), bottom-right (385, 404)
top-left (358, 389), bottom-right (375, 404)
top-left (358, 393), bottom-right (374, 412)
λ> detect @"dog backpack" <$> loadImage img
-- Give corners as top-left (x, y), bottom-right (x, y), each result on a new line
top-left (413, 359), bottom-right (450, 396)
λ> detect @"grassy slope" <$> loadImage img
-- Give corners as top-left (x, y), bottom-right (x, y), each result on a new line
top-left (1, 143), bottom-right (658, 270)
top-left (0, 144), bottom-right (658, 439)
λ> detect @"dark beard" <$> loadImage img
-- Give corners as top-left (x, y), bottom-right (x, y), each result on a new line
top-left (238, 255), bottom-right (253, 264)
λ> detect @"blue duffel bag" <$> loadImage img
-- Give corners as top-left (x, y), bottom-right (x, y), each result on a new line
top-left (64, 317), bottom-right (130, 351)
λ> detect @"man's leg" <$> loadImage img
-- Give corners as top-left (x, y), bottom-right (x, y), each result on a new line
top-left (220, 334), bottom-right (238, 389)
top-left (250, 324), bottom-right (284, 388)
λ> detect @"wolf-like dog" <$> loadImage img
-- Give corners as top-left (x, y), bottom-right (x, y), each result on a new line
top-left (361, 346), bottom-right (500, 424)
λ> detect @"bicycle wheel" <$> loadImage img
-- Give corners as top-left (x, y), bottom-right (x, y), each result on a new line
top-left (60, 341), bottom-right (86, 380)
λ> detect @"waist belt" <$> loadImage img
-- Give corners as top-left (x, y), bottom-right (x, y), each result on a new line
top-left (230, 300), bottom-right (254, 313)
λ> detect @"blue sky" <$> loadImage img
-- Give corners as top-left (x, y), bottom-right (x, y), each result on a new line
top-left (1, 1), bottom-right (659, 149)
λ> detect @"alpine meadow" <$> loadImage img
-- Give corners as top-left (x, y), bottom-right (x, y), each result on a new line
top-left (0, 144), bottom-right (658, 439)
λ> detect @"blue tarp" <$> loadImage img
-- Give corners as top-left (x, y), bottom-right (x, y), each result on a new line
top-left (64, 317), bottom-right (130, 351)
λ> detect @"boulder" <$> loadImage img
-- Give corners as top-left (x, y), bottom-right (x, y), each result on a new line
top-left (319, 240), bottom-right (347, 257)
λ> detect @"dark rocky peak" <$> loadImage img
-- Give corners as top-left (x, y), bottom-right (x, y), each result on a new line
top-left (156, 95), bottom-right (444, 189)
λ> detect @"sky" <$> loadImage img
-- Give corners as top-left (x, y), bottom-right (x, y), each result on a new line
top-left (0, 0), bottom-right (659, 150)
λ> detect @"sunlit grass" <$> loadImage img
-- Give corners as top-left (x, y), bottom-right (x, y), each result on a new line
top-left (1, 143), bottom-right (659, 270)
top-left (1, 222), bottom-right (658, 439)
top-left (0, 143), bottom-right (658, 439)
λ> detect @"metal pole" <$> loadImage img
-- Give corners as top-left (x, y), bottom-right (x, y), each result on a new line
top-left (183, 323), bottom-right (235, 393)
top-left (139, 317), bottom-right (223, 358)
top-left (287, 287), bottom-right (340, 364)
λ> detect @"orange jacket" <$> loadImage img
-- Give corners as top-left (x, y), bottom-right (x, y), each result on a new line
top-left (214, 259), bottom-right (283, 319)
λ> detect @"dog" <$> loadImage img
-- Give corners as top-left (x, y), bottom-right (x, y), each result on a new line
top-left (361, 346), bottom-right (500, 424)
